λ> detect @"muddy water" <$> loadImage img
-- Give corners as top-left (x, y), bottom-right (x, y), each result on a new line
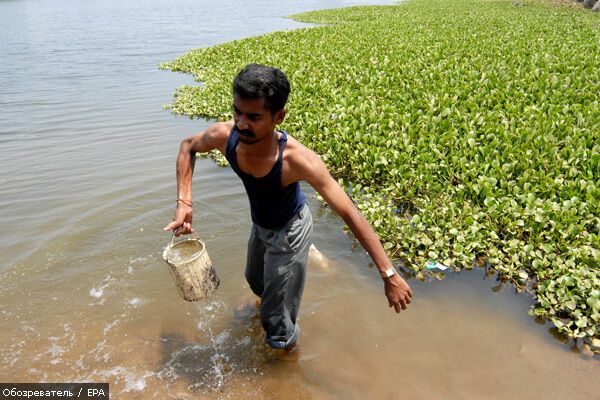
top-left (0, 0), bottom-right (598, 398)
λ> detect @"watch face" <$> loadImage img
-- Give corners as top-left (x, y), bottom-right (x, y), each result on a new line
top-left (382, 267), bottom-right (395, 278)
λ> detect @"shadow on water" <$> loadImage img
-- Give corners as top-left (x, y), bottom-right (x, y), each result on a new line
top-left (455, 266), bottom-right (598, 359)
top-left (154, 304), bottom-right (263, 393)
top-left (481, 270), bottom-right (598, 358)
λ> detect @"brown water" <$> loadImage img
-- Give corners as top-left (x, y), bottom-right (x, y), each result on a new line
top-left (1, 0), bottom-right (598, 398)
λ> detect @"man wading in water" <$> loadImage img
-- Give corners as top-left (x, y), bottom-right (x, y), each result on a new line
top-left (164, 64), bottom-right (413, 358)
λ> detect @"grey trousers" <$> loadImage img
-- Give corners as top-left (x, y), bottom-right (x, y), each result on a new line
top-left (245, 204), bottom-right (313, 349)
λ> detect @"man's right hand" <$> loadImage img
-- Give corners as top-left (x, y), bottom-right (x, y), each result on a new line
top-left (163, 204), bottom-right (193, 236)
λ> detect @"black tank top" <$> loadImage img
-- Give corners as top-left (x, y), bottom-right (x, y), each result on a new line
top-left (225, 127), bottom-right (306, 229)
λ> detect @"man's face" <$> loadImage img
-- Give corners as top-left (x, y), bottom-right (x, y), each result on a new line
top-left (232, 95), bottom-right (285, 145)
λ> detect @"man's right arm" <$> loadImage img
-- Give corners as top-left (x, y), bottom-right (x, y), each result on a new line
top-left (163, 121), bottom-right (232, 235)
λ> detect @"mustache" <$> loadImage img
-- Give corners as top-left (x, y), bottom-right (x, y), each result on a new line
top-left (236, 127), bottom-right (256, 138)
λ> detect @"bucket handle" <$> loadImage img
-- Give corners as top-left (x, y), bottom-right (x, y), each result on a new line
top-left (169, 229), bottom-right (199, 247)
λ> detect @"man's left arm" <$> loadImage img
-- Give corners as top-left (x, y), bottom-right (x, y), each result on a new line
top-left (298, 149), bottom-right (413, 312)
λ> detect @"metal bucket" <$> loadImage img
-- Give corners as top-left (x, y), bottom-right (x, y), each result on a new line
top-left (162, 231), bottom-right (219, 302)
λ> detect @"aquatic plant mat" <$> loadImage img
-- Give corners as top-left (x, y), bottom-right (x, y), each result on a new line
top-left (162, 0), bottom-right (599, 351)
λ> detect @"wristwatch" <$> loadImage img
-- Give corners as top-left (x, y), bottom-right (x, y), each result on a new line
top-left (380, 266), bottom-right (397, 279)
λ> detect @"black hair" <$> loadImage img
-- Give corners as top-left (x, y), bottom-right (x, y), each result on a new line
top-left (233, 64), bottom-right (290, 113)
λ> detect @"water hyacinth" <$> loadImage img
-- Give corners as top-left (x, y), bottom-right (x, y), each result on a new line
top-left (162, 0), bottom-right (600, 351)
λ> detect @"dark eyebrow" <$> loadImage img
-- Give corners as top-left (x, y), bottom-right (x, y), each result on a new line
top-left (232, 104), bottom-right (262, 118)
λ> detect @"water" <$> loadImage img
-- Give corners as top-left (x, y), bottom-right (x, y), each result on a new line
top-left (0, 0), bottom-right (598, 398)
top-left (166, 240), bottom-right (204, 265)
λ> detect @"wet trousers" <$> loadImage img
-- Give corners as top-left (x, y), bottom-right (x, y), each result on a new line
top-left (245, 204), bottom-right (313, 349)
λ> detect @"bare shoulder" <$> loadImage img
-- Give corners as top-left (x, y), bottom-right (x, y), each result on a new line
top-left (206, 121), bottom-right (233, 148)
top-left (207, 120), bottom-right (233, 136)
top-left (193, 120), bottom-right (233, 154)
top-left (284, 134), bottom-right (322, 165)
top-left (282, 133), bottom-right (328, 184)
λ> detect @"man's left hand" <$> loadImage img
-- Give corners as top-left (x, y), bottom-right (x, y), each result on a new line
top-left (384, 274), bottom-right (412, 313)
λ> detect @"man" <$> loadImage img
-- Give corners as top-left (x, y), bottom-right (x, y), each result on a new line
top-left (164, 64), bottom-right (412, 355)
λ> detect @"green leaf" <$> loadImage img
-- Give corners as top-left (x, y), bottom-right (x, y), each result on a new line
top-left (587, 296), bottom-right (600, 312)
top-left (552, 318), bottom-right (564, 329)
top-left (518, 271), bottom-right (528, 280)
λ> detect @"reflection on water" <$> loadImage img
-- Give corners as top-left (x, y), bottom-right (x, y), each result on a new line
top-left (0, 0), bottom-right (598, 398)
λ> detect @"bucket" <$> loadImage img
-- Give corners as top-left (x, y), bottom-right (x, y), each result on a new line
top-left (162, 231), bottom-right (219, 302)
